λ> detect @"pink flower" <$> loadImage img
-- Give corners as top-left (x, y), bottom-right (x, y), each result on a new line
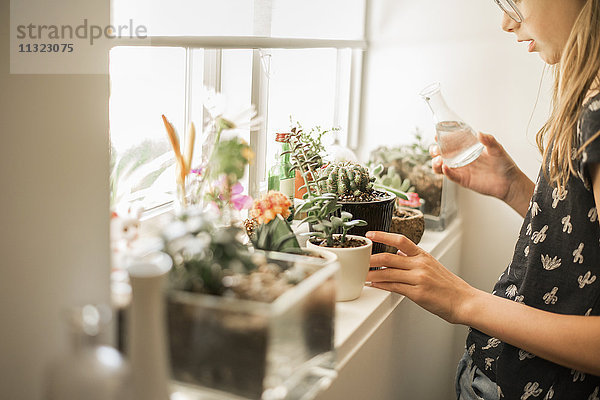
top-left (231, 182), bottom-right (253, 210)
top-left (397, 192), bottom-right (421, 208)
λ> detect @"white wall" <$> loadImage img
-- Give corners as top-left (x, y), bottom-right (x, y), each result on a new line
top-left (361, 0), bottom-right (551, 290)
top-left (0, 0), bottom-right (110, 398)
top-left (359, 0), bottom-right (553, 396)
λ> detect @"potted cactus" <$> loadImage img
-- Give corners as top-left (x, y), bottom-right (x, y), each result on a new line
top-left (285, 130), bottom-right (401, 254)
top-left (163, 210), bottom-right (338, 399)
top-left (283, 135), bottom-right (374, 301)
top-left (313, 161), bottom-right (402, 253)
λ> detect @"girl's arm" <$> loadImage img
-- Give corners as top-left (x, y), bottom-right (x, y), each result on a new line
top-left (461, 288), bottom-right (600, 376)
top-left (502, 170), bottom-right (536, 217)
top-left (365, 231), bottom-right (600, 376)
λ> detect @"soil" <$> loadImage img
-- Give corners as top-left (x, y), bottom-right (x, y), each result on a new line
top-left (227, 264), bottom-right (294, 303)
top-left (394, 208), bottom-right (420, 219)
top-left (339, 189), bottom-right (391, 203)
top-left (311, 237), bottom-right (367, 248)
top-left (243, 217), bottom-right (259, 240)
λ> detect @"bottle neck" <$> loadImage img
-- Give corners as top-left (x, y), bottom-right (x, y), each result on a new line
top-left (424, 90), bottom-right (448, 115)
top-left (422, 88), bottom-right (460, 123)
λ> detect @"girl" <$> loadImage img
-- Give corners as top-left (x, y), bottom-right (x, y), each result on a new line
top-left (366, 0), bottom-right (600, 398)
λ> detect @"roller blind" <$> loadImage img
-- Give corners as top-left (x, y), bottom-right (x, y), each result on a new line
top-left (111, 0), bottom-right (366, 40)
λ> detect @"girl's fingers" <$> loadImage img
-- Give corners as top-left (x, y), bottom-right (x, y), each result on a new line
top-left (441, 163), bottom-right (462, 182)
top-left (478, 132), bottom-right (503, 155)
top-left (366, 232), bottom-right (421, 256)
top-left (429, 143), bottom-right (440, 158)
top-left (369, 252), bottom-right (416, 269)
top-left (366, 267), bottom-right (417, 284)
top-left (432, 155), bottom-right (443, 174)
top-left (371, 281), bottom-right (416, 297)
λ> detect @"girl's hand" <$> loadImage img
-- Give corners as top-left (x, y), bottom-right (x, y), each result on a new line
top-left (431, 132), bottom-right (527, 201)
top-left (365, 231), bottom-right (476, 324)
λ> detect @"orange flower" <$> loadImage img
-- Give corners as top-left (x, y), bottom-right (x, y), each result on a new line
top-left (249, 191), bottom-right (292, 224)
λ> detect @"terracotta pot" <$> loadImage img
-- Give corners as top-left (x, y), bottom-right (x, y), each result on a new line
top-left (306, 235), bottom-right (372, 301)
top-left (294, 170), bottom-right (314, 199)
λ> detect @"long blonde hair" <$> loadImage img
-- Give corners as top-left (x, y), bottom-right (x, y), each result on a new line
top-left (537, 0), bottom-right (600, 190)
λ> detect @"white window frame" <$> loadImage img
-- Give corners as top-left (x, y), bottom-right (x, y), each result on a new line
top-left (111, 0), bottom-right (371, 202)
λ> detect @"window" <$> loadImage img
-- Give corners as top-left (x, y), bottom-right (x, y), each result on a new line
top-left (109, 0), bottom-right (368, 213)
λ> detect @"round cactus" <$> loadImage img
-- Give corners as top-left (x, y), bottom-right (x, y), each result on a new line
top-left (317, 162), bottom-right (376, 196)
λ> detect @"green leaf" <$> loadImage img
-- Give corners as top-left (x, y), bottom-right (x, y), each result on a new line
top-left (373, 183), bottom-right (408, 200)
top-left (296, 200), bottom-right (314, 214)
top-left (323, 200), bottom-right (339, 216)
top-left (372, 164), bottom-right (384, 176)
top-left (299, 215), bottom-right (319, 225)
top-left (273, 232), bottom-right (300, 251)
top-left (344, 219), bottom-right (368, 228)
top-left (312, 223), bottom-right (325, 232)
top-left (313, 193), bottom-right (337, 200)
top-left (340, 211), bottom-right (353, 220)
top-left (321, 220), bottom-right (333, 228)
top-left (330, 216), bottom-right (343, 229)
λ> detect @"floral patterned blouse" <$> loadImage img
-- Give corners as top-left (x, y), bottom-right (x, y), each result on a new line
top-left (466, 94), bottom-right (600, 400)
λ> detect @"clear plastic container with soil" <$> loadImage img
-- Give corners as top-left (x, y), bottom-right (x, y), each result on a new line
top-left (166, 251), bottom-right (338, 399)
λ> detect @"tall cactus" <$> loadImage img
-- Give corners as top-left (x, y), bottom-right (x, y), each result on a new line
top-left (317, 162), bottom-right (375, 196)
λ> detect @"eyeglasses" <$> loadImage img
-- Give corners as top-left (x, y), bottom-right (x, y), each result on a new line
top-left (493, 0), bottom-right (524, 23)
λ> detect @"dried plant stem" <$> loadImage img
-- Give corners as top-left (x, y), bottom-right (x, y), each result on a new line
top-left (162, 114), bottom-right (189, 207)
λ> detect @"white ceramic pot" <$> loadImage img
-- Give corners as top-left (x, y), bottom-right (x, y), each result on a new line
top-left (306, 235), bottom-right (372, 301)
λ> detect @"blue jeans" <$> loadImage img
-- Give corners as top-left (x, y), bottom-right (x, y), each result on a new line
top-left (455, 351), bottom-right (499, 400)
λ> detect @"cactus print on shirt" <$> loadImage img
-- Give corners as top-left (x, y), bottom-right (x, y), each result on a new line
top-left (466, 94), bottom-right (600, 399)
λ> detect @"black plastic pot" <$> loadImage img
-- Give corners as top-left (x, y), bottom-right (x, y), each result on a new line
top-left (338, 190), bottom-right (396, 254)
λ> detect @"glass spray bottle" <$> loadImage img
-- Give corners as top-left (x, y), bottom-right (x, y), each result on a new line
top-left (420, 82), bottom-right (484, 168)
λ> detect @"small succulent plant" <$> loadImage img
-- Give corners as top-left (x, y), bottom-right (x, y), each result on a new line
top-left (284, 129), bottom-right (328, 199)
top-left (163, 211), bottom-right (256, 296)
top-left (296, 193), bottom-right (367, 247)
top-left (317, 162), bottom-right (375, 197)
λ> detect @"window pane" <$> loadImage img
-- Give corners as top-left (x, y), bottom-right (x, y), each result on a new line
top-left (220, 50), bottom-right (254, 194)
top-left (109, 46), bottom-right (186, 211)
top-left (189, 48), bottom-right (205, 168)
top-left (266, 48), bottom-right (339, 165)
